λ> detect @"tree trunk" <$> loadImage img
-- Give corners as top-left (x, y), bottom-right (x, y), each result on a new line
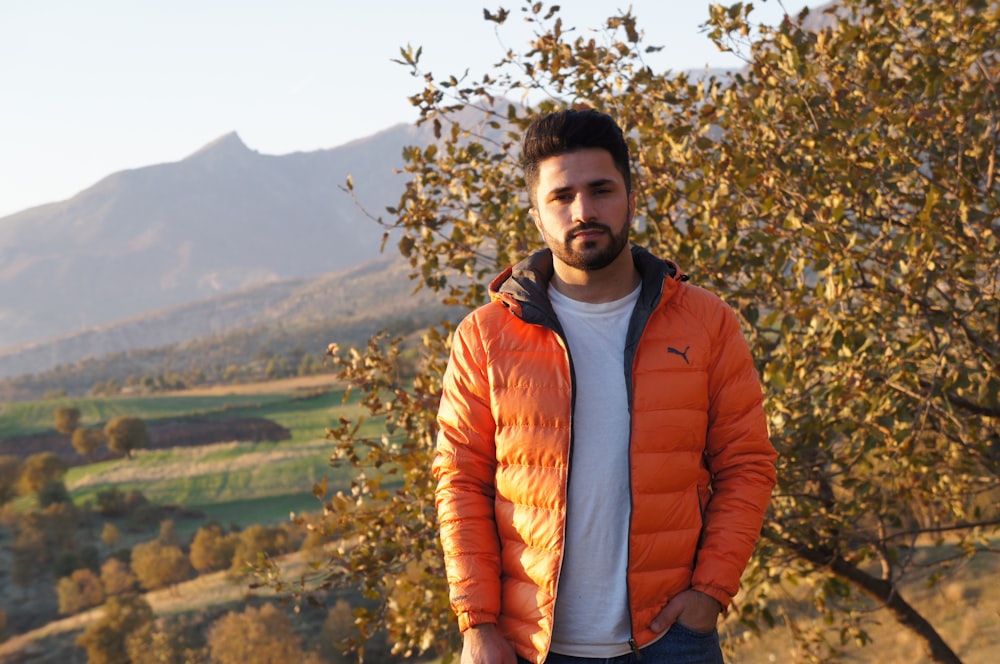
top-left (771, 535), bottom-right (963, 664)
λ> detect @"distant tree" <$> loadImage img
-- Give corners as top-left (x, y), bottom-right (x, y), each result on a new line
top-left (0, 455), bottom-right (22, 505)
top-left (72, 426), bottom-right (106, 459)
top-left (157, 519), bottom-right (181, 547)
top-left (320, 599), bottom-right (359, 664)
top-left (54, 406), bottom-right (81, 435)
top-left (53, 543), bottom-right (100, 578)
top-left (76, 593), bottom-right (155, 664)
top-left (125, 616), bottom-right (208, 664)
top-left (100, 557), bottom-right (139, 596)
top-left (57, 567), bottom-right (105, 615)
top-left (130, 540), bottom-right (192, 591)
top-left (189, 524), bottom-right (238, 574)
top-left (95, 487), bottom-right (127, 517)
top-left (229, 524), bottom-right (294, 578)
top-left (11, 526), bottom-right (49, 598)
top-left (89, 379), bottom-right (122, 397)
top-left (207, 603), bottom-right (322, 664)
top-left (37, 479), bottom-right (72, 508)
top-left (104, 416), bottom-right (150, 459)
top-left (101, 522), bottom-right (121, 549)
top-left (16, 452), bottom-right (67, 496)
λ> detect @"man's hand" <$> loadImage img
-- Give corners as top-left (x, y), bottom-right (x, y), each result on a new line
top-left (649, 589), bottom-right (723, 634)
top-left (461, 623), bottom-right (518, 664)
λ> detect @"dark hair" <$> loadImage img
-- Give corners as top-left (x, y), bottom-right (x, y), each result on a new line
top-left (520, 109), bottom-right (631, 205)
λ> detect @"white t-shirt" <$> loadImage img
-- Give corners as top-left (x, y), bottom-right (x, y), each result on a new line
top-left (548, 282), bottom-right (640, 657)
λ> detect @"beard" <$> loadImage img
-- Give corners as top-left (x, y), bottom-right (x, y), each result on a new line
top-left (542, 217), bottom-right (631, 272)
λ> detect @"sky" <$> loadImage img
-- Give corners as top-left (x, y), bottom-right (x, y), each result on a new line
top-left (0, 0), bottom-right (828, 219)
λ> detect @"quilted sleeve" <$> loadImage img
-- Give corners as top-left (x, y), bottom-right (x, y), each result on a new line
top-left (432, 312), bottom-right (502, 631)
top-left (692, 299), bottom-right (777, 608)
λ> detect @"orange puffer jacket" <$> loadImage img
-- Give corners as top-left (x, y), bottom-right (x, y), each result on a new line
top-left (433, 247), bottom-right (777, 663)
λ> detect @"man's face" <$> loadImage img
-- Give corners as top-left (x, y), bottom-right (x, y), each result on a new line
top-left (530, 148), bottom-right (635, 273)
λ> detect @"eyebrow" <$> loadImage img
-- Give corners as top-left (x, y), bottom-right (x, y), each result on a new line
top-left (545, 178), bottom-right (618, 198)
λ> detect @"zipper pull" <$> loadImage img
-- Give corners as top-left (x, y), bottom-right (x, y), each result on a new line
top-left (629, 638), bottom-right (642, 661)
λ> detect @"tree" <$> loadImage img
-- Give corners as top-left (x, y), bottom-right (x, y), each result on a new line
top-left (104, 416), bottom-right (150, 459)
top-left (229, 524), bottom-right (294, 578)
top-left (0, 455), bottom-right (22, 505)
top-left (125, 616), bottom-right (208, 664)
top-left (101, 557), bottom-right (139, 596)
top-left (256, 2), bottom-right (999, 663)
top-left (130, 540), bottom-right (192, 591)
top-left (16, 452), bottom-right (67, 497)
top-left (54, 405), bottom-right (81, 435)
top-left (72, 426), bottom-right (106, 459)
top-left (95, 486), bottom-right (127, 516)
top-left (206, 603), bottom-right (322, 664)
top-left (157, 519), bottom-right (181, 547)
top-left (189, 524), bottom-right (238, 574)
top-left (37, 479), bottom-right (72, 507)
top-left (10, 525), bottom-right (49, 598)
top-left (101, 522), bottom-right (121, 549)
top-left (76, 594), bottom-right (155, 664)
top-left (57, 568), bottom-right (105, 615)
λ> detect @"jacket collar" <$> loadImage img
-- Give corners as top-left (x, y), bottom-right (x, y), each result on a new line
top-left (489, 246), bottom-right (687, 325)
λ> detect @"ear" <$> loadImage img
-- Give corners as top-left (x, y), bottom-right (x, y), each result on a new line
top-left (529, 207), bottom-right (541, 231)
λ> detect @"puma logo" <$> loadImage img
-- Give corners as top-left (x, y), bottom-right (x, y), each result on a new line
top-left (667, 345), bottom-right (691, 365)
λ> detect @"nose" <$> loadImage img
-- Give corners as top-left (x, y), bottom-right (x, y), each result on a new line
top-left (570, 193), bottom-right (596, 223)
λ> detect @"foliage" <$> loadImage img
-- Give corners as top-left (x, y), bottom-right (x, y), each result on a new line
top-left (125, 616), bottom-right (208, 664)
top-left (130, 539), bottom-right (193, 591)
top-left (101, 522), bottom-right (121, 549)
top-left (101, 557), bottom-right (140, 596)
top-left (104, 416), bottom-right (150, 459)
top-left (260, 1), bottom-right (999, 662)
top-left (0, 455), bottom-right (22, 505)
top-left (76, 593), bottom-right (155, 664)
top-left (53, 543), bottom-right (100, 578)
top-left (16, 452), bottom-right (67, 496)
top-left (57, 567), bottom-right (105, 615)
top-left (189, 523), bottom-right (239, 574)
top-left (72, 426), bottom-right (106, 459)
top-left (53, 405), bottom-right (81, 435)
top-left (37, 479), bottom-right (72, 508)
top-left (206, 603), bottom-right (323, 664)
top-left (95, 486), bottom-right (128, 516)
top-left (229, 524), bottom-right (299, 578)
top-left (10, 525), bottom-right (49, 597)
top-left (157, 519), bottom-right (181, 547)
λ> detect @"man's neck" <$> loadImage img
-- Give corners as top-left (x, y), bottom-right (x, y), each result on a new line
top-left (549, 246), bottom-right (641, 304)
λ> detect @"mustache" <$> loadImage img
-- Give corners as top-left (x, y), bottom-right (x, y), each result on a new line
top-left (568, 223), bottom-right (611, 239)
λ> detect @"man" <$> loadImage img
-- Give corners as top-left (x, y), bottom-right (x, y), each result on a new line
top-left (433, 109), bottom-right (777, 664)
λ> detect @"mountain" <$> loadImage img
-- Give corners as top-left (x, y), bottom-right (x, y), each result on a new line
top-left (0, 123), bottom-right (435, 351)
top-left (0, 251), bottom-right (457, 382)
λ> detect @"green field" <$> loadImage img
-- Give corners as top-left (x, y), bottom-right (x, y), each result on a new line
top-left (1, 383), bottom-right (382, 525)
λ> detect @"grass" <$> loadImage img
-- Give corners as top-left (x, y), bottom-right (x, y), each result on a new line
top-left (190, 491), bottom-right (325, 529)
top-left (0, 392), bottom-right (298, 437)
top-left (5, 382), bottom-right (380, 510)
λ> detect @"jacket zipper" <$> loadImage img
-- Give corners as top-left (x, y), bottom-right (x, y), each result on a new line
top-left (547, 330), bottom-right (575, 660)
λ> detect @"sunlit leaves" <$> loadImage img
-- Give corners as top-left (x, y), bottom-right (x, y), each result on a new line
top-left (255, 1), bottom-right (998, 661)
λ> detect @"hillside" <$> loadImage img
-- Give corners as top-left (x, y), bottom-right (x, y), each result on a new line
top-left (0, 252), bottom-right (466, 401)
top-left (0, 123), bottom-right (436, 352)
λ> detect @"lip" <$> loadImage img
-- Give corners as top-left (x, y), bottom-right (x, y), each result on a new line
top-left (570, 228), bottom-right (607, 240)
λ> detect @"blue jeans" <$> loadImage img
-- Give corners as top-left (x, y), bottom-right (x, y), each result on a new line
top-left (517, 625), bottom-right (725, 664)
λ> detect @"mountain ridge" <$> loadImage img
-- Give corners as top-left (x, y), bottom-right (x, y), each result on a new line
top-left (0, 121), bottom-right (434, 352)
